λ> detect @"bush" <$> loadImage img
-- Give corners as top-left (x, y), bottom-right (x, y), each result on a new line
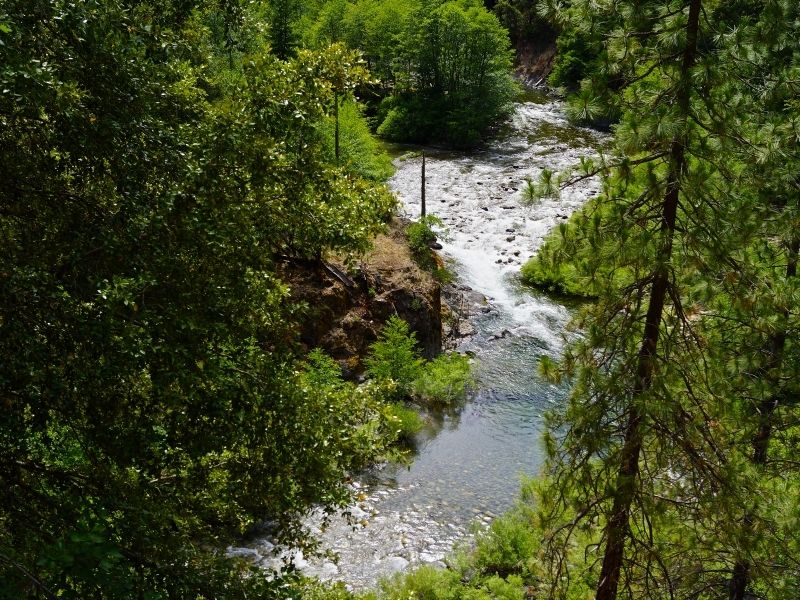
top-left (365, 315), bottom-right (425, 398)
top-left (378, 564), bottom-right (525, 600)
top-left (319, 99), bottom-right (394, 181)
top-left (376, 95), bottom-right (434, 143)
top-left (472, 512), bottom-right (539, 579)
top-left (407, 215), bottom-right (441, 254)
top-left (407, 215), bottom-right (444, 272)
top-left (386, 402), bottom-right (424, 444)
top-left (520, 254), bottom-right (595, 299)
top-left (520, 196), bottom-right (633, 299)
top-left (380, 565), bottom-right (463, 600)
top-left (365, 316), bottom-right (473, 406)
top-left (412, 353), bottom-right (473, 405)
top-left (548, 26), bottom-right (596, 91)
top-left (303, 348), bottom-right (347, 390)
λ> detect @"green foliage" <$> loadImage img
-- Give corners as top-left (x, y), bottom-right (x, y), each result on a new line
top-left (386, 402), bottom-right (425, 443)
top-left (530, 1), bottom-right (800, 598)
top-left (301, 579), bottom-right (367, 600)
top-left (547, 26), bottom-right (596, 91)
top-left (366, 315), bottom-right (473, 407)
top-left (411, 353), bottom-right (473, 405)
top-left (319, 100), bottom-right (395, 181)
top-left (520, 197), bottom-right (628, 299)
top-left (493, 0), bottom-right (555, 48)
top-left (379, 0), bottom-right (519, 147)
top-left (303, 348), bottom-right (348, 389)
top-left (407, 215), bottom-right (443, 261)
top-left (380, 566), bottom-right (526, 600)
top-left (365, 315), bottom-right (426, 397)
top-left (406, 215), bottom-right (454, 284)
top-left (380, 565), bottom-right (463, 599)
top-left (268, 0), bottom-right (303, 58)
top-left (285, 0), bottom-right (519, 146)
top-left (0, 1), bottom-right (397, 597)
top-left (520, 256), bottom-right (593, 298)
top-left (471, 512), bottom-right (539, 579)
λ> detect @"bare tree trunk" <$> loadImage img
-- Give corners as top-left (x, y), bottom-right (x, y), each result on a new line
top-left (334, 92), bottom-right (340, 163)
top-left (421, 151), bottom-right (426, 218)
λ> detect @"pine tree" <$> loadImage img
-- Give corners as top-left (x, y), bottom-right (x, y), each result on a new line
top-left (530, 1), bottom-right (764, 597)
top-left (697, 3), bottom-right (800, 595)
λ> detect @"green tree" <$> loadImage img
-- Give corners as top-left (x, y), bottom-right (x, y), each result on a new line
top-left (343, 0), bottom-right (415, 87)
top-left (365, 315), bottom-right (426, 398)
top-left (693, 3), bottom-right (800, 595)
top-left (377, 0), bottom-right (518, 147)
top-left (268, 0), bottom-right (302, 59)
top-left (0, 0), bottom-right (396, 596)
top-left (527, 1), bottom-right (768, 598)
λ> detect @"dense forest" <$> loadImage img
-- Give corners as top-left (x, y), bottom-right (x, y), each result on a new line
top-left (2, 0), bottom-right (799, 599)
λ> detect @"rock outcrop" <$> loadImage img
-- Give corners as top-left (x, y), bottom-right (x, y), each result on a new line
top-left (514, 37), bottom-right (557, 87)
top-left (278, 219), bottom-right (442, 377)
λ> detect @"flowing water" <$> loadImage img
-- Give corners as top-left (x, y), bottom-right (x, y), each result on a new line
top-left (238, 93), bottom-right (608, 591)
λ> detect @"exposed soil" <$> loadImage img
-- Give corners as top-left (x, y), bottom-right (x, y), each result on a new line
top-left (514, 36), bottom-right (557, 87)
top-left (278, 218), bottom-right (444, 377)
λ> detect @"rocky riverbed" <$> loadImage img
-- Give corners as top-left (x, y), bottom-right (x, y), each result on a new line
top-left (240, 481), bottom-right (471, 593)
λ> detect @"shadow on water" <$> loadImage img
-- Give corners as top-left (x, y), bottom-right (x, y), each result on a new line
top-left (516, 87), bottom-right (552, 105)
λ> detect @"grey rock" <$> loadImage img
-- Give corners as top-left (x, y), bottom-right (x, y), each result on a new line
top-left (382, 556), bottom-right (410, 572)
top-left (319, 562), bottom-right (339, 577)
top-left (226, 547), bottom-right (260, 561)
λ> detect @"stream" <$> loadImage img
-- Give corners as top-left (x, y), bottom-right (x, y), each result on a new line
top-left (235, 92), bottom-right (607, 592)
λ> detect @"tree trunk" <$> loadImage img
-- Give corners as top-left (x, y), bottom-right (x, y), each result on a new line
top-left (729, 233), bottom-right (798, 600)
top-left (595, 2), bottom-right (701, 598)
top-left (595, 159), bottom-right (680, 600)
top-left (421, 151), bottom-right (426, 218)
top-left (334, 92), bottom-right (340, 163)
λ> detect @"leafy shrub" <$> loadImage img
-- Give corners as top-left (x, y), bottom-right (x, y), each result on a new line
top-left (548, 26), bottom-right (596, 91)
top-left (482, 575), bottom-right (525, 600)
top-left (472, 512), bottom-right (539, 579)
top-left (376, 95), bottom-right (432, 143)
top-left (303, 348), bottom-right (347, 390)
top-left (407, 215), bottom-right (445, 273)
top-left (412, 353), bottom-right (473, 405)
top-left (520, 254), bottom-right (595, 299)
top-left (299, 579), bottom-right (364, 600)
top-left (365, 315), bottom-right (425, 398)
top-left (386, 402), bottom-right (424, 444)
top-left (380, 565), bottom-right (463, 600)
top-left (319, 99), bottom-right (394, 181)
top-left (520, 196), bottom-right (632, 299)
top-left (379, 565), bottom-right (525, 600)
top-left (366, 316), bottom-right (473, 406)
top-left (407, 215), bottom-right (441, 255)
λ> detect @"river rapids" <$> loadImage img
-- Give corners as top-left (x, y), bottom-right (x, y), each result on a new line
top-left (232, 93), bottom-right (608, 592)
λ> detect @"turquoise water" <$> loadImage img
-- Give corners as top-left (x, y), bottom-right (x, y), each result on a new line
top-left (370, 276), bottom-right (571, 522)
